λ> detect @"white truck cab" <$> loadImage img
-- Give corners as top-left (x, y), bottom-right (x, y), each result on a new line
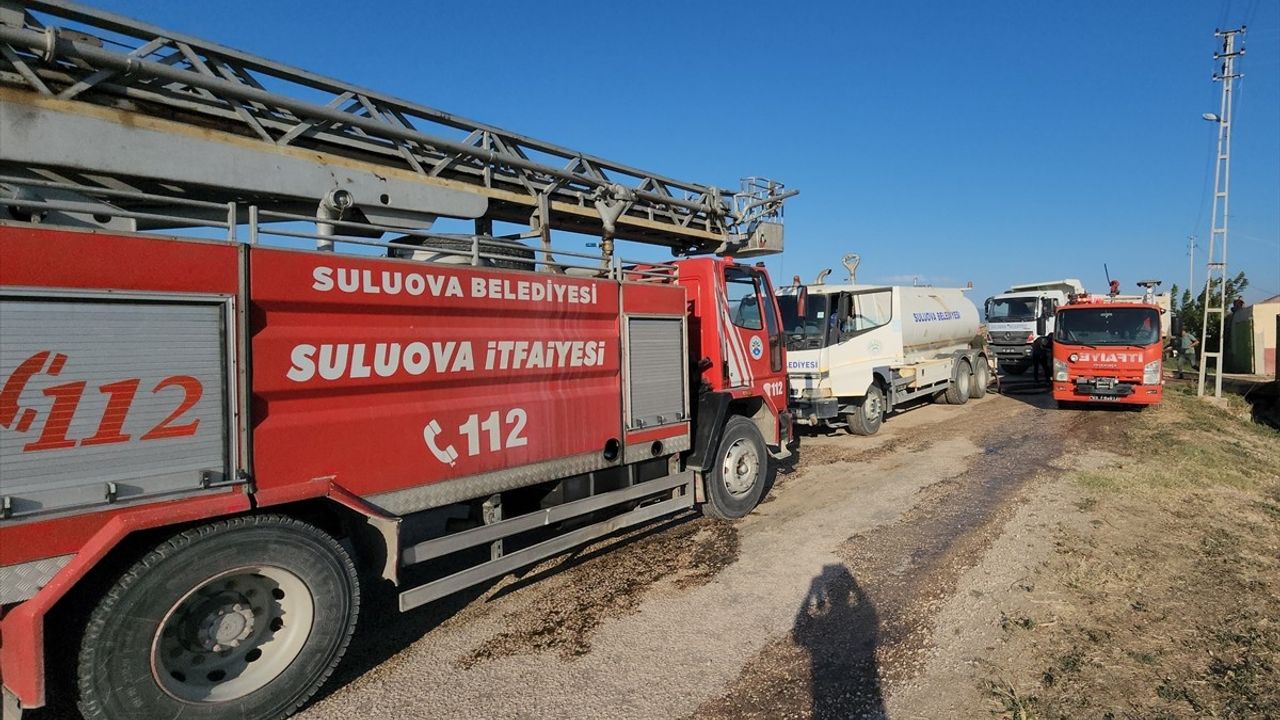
top-left (985, 279), bottom-right (1085, 375)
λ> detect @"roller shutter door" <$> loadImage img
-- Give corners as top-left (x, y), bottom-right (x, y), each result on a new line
top-left (0, 297), bottom-right (229, 519)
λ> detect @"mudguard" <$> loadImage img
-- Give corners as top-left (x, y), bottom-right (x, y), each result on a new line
top-left (686, 391), bottom-right (731, 472)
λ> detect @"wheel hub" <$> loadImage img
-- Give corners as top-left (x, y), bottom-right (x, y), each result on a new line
top-left (152, 565), bottom-right (315, 703)
top-left (866, 394), bottom-right (882, 418)
top-left (721, 438), bottom-right (759, 496)
top-left (197, 602), bottom-right (255, 651)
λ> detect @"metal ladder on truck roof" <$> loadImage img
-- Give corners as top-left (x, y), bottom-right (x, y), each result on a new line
top-left (0, 0), bottom-right (794, 260)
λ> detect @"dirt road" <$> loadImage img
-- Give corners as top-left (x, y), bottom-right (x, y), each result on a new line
top-left (289, 380), bottom-right (1127, 720)
top-left (33, 378), bottom-right (1275, 720)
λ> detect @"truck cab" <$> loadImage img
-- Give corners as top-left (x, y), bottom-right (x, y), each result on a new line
top-left (1052, 296), bottom-right (1165, 407)
top-left (675, 258), bottom-right (793, 457)
top-left (985, 279), bottom-right (1084, 375)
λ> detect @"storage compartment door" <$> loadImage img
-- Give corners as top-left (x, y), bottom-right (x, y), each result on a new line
top-left (626, 317), bottom-right (687, 429)
top-left (0, 297), bottom-right (230, 519)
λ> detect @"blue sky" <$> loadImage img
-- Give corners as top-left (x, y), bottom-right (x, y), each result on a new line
top-left (92, 0), bottom-right (1280, 304)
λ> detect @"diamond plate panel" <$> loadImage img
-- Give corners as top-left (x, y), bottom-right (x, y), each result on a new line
top-left (0, 553), bottom-right (73, 604)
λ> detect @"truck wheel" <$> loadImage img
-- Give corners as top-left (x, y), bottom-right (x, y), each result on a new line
top-left (944, 359), bottom-right (972, 405)
top-left (702, 415), bottom-right (768, 520)
top-left (1002, 364), bottom-right (1027, 376)
top-left (846, 384), bottom-right (885, 436)
top-left (970, 358), bottom-right (990, 399)
top-left (77, 515), bottom-right (359, 720)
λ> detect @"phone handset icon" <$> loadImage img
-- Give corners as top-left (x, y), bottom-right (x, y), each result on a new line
top-left (1, 351), bottom-right (69, 432)
top-left (422, 419), bottom-right (458, 466)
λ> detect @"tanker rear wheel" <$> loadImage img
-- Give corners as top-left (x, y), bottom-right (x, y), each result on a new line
top-left (970, 358), bottom-right (990, 399)
top-left (944, 359), bottom-right (972, 405)
top-left (77, 515), bottom-right (359, 720)
top-left (702, 415), bottom-right (768, 520)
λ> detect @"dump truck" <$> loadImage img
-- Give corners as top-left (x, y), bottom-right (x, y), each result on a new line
top-left (781, 255), bottom-right (989, 435)
top-left (0, 4), bottom-right (797, 718)
top-left (1051, 281), bottom-right (1167, 407)
top-left (985, 279), bottom-right (1085, 375)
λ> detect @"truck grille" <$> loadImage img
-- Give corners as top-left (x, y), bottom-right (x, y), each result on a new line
top-left (991, 331), bottom-right (1030, 344)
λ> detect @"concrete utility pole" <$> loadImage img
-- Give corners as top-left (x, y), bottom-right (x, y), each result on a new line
top-left (1198, 27), bottom-right (1245, 399)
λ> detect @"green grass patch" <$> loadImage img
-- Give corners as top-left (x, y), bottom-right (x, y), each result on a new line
top-left (1068, 393), bottom-right (1280, 497)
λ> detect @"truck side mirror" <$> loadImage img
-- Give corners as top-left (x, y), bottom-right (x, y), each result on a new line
top-left (984, 297), bottom-right (992, 317)
top-left (1036, 315), bottom-right (1047, 337)
top-left (1171, 315), bottom-right (1183, 339)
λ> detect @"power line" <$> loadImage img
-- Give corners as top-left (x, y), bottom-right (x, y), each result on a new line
top-left (1189, 130), bottom-right (1216, 238)
top-left (1243, 0), bottom-right (1263, 27)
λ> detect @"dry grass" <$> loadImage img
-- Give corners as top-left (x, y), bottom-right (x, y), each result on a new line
top-left (986, 390), bottom-right (1280, 720)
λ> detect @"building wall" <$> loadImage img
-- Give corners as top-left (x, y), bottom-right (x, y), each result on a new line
top-left (1228, 302), bottom-right (1279, 375)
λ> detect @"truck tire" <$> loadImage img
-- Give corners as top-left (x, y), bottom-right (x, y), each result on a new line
top-left (845, 384), bottom-right (885, 436)
top-left (77, 515), bottom-right (359, 720)
top-left (970, 358), bottom-right (990, 399)
top-left (944, 359), bottom-right (972, 405)
top-left (1002, 363), bottom-right (1028, 376)
top-left (702, 415), bottom-right (768, 520)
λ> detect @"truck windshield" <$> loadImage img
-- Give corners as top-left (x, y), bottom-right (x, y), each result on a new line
top-left (1056, 307), bottom-right (1160, 346)
top-left (779, 293), bottom-right (831, 351)
top-left (988, 297), bottom-right (1037, 322)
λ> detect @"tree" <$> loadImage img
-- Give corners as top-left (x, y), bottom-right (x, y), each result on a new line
top-left (1177, 271), bottom-right (1249, 349)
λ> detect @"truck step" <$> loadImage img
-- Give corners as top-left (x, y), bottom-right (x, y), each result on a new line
top-left (398, 472), bottom-right (695, 611)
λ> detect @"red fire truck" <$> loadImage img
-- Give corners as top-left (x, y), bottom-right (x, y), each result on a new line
top-left (1051, 282), bottom-right (1167, 408)
top-left (0, 4), bottom-right (796, 718)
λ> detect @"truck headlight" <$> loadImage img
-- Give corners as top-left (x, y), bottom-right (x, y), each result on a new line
top-left (1143, 360), bottom-right (1161, 385)
top-left (1053, 358), bottom-right (1068, 382)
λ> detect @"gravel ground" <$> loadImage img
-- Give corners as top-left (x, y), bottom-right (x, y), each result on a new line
top-left (31, 376), bottom-right (1132, 720)
top-left (288, 378), bottom-right (1110, 720)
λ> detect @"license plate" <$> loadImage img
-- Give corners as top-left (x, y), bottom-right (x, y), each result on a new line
top-left (1088, 395), bottom-right (1121, 401)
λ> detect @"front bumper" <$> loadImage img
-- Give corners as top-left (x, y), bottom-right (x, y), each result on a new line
top-left (1054, 379), bottom-right (1162, 405)
top-left (991, 343), bottom-right (1033, 364)
top-left (789, 396), bottom-right (840, 424)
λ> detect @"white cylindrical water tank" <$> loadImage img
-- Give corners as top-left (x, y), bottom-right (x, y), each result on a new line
top-left (897, 287), bottom-right (981, 359)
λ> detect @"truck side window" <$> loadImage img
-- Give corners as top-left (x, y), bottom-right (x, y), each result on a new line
top-left (841, 289), bottom-right (892, 337)
top-left (725, 267), bottom-right (763, 331)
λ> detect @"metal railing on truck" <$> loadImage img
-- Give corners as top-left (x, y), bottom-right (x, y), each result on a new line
top-left (0, 175), bottom-right (681, 281)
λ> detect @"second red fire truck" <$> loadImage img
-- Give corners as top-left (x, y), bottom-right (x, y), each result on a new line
top-left (1051, 281), bottom-right (1168, 408)
top-left (0, 4), bottom-right (796, 718)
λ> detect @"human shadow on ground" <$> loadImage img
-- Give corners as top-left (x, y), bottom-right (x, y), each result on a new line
top-left (793, 564), bottom-right (887, 720)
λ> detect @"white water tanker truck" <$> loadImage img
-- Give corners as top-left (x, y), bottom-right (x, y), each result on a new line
top-left (779, 256), bottom-right (989, 435)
